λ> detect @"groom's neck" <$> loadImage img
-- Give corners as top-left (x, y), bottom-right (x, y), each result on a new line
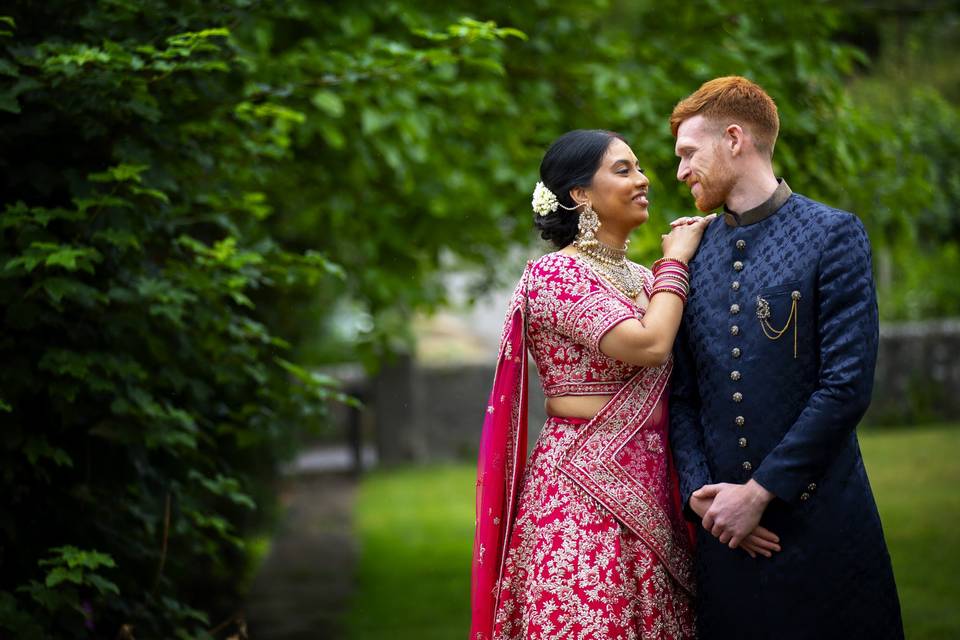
top-left (726, 162), bottom-right (779, 214)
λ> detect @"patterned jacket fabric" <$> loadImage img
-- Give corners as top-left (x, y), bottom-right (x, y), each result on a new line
top-left (669, 192), bottom-right (904, 639)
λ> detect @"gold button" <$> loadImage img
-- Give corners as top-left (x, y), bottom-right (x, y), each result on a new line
top-left (732, 347), bottom-right (741, 358)
top-left (730, 370), bottom-right (741, 381)
top-left (732, 392), bottom-right (743, 402)
top-left (808, 483), bottom-right (817, 492)
top-left (742, 461), bottom-right (753, 471)
top-left (736, 239), bottom-right (746, 250)
top-left (800, 492), bottom-right (810, 501)
top-left (730, 304), bottom-right (740, 315)
top-left (735, 416), bottom-right (745, 426)
top-left (738, 437), bottom-right (748, 448)
top-left (791, 290), bottom-right (801, 301)
top-left (733, 261), bottom-right (744, 271)
top-left (730, 325), bottom-right (740, 336)
top-left (731, 281), bottom-right (740, 291)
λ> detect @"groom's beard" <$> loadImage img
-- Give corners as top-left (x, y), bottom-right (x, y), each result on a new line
top-left (693, 159), bottom-right (736, 212)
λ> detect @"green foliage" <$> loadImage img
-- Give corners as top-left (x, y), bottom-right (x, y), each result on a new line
top-left (0, 2), bottom-right (358, 637)
top-left (1, 0), bottom-right (955, 636)
top-left (840, 8), bottom-right (960, 320)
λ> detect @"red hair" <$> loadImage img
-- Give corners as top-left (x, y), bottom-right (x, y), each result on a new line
top-left (670, 76), bottom-right (780, 155)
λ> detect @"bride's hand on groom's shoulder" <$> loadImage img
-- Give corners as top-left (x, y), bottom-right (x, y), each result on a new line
top-left (661, 214), bottom-right (715, 263)
top-left (669, 213), bottom-right (717, 229)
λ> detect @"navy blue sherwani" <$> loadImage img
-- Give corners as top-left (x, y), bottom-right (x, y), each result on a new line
top-left (670, 181), bottom-right (903, 639)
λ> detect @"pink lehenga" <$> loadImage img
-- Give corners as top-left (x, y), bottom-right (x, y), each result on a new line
top-left (470, 253), bottom-right (696, 640)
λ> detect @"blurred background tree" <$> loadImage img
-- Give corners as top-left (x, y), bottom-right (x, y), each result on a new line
top-left (1, 0), bottom-right (956, 636)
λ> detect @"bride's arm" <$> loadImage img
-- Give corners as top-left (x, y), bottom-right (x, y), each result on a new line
top-left (599, 215), bottom-right (713, 366)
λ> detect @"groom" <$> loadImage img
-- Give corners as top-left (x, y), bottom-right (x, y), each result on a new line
top-left (668, 76), bottom-right (904, 639)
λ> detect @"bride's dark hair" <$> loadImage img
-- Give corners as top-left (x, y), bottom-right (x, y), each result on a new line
top-left (534, 129), bottom-right (627, 249)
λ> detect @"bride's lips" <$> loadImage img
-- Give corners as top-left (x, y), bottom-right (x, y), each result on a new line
top-left (632, 192), bottom-right (649, 207)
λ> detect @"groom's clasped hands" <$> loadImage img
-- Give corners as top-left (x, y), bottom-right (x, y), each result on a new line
top-left (690, 480), bottom-right (782, 559)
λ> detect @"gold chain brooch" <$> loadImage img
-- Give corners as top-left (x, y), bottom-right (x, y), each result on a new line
top-left (755, 290), bottom-right (800, 358)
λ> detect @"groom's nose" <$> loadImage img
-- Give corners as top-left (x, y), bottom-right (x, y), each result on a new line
top-left (677, 160), bottom-right (690, 182)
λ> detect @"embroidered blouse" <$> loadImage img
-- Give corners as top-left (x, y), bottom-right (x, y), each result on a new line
top-left (526, 252), bottom-right (652, 397)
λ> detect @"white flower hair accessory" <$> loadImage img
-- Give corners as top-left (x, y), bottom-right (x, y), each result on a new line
top-left (531, 181), bottom-right (559, 217)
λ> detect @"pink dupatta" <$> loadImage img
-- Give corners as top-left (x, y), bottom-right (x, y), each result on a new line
top-left (469, 263), bottom-right (694, 640)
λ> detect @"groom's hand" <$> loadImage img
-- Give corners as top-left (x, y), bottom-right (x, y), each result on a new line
top-left (689, 491), bottom-right (780, 558)
top-left (694, 480), bottom-right (775, 549)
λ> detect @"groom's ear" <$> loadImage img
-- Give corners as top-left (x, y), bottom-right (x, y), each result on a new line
top-left (725, 124), bottom-right (745, 157)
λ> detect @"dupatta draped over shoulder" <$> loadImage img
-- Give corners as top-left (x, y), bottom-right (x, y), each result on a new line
top-left (470, 256), bottom-right (694, 640)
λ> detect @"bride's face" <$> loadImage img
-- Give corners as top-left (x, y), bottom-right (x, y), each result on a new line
top-left (582, 138), bottom-right (650, 233)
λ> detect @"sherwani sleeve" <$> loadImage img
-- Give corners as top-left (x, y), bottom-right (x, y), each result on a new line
top-left (669, 315), bottom-right (713, 521)
top-left (752, 214), bottom-right (879, 504)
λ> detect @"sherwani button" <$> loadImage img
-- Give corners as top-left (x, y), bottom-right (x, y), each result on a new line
top-left (731, 281), bottom-right (740, 290)
top-left (738, 437), bottom-right (748, 448)
top-left (800, 492), bottom-right (810, 501)
top-left (735, 416), bottom-right (745, 426)
top-left (730, 325), bottom-right (740, 336)
top-left (730, 304), bottom-right (740, 315)
top-left (730, 370), bottom-right (741, 381)
top-left (736, 239), bottom-right (746, 250)
top-left (732, 392), bottom-right (743, 402)
top-left (733, 261), bottom-right (744, 271)
top-left (792, 290), bottom-right (802, 300)
top-left (808, 483), bottom-right (817, 491)
top-left (742, 461), bottom-right (752, 471)
top-left (732, 347), bottom-right (741, 358)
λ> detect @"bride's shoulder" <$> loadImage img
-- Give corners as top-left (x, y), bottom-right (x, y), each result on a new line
top-left (527, 250), bottom-right (577, 273)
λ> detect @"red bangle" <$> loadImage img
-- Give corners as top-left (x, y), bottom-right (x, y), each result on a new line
top-left (650, 286), bottom-right (688, 304)
top-left (652, 257), bottom-right (690, 274)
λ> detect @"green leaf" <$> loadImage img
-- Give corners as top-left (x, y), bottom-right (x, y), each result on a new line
top-left (311, 90), bottom-right (344, 118)
top-left (23, 437), bottom-right (74, 468)
top-left (86, 574), bottom-right (120, 596)
top-left (44, 567), bottom-right (83, 588)
top-left (88, 163), bottom-right (149, 184)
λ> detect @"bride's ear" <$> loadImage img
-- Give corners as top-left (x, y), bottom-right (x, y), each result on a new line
top-left (569, 186), bottom-right (589, 208)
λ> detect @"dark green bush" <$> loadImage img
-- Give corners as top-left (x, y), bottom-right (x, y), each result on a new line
top-left (0, 4), bottom-right (346, 637)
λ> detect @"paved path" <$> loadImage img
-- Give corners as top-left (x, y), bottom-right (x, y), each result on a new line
top-left (244, 454), bottom-right (361, 639)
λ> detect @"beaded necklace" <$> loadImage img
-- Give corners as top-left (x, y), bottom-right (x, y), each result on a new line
top-left (574, 239), bottom-right (644, 300)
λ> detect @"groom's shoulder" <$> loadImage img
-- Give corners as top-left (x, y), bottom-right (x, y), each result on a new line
top-left (786, 192), bottom-right (865, 235)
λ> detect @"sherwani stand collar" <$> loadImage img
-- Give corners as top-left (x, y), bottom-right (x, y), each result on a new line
top-left (723, 178), bottom-right (792, 227)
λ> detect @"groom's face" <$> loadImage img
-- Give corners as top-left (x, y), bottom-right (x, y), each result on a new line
top-left (675, 115), bottom-right (736, 212)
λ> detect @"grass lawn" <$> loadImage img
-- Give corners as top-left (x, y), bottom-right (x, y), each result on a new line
top-left (345, 425), bottom-right (960, 639)
top-left (859, 424), bottom-right (960, 639)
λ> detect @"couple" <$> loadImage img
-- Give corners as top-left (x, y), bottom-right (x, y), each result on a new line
top-left (470, 77), bottom-right (904, 639)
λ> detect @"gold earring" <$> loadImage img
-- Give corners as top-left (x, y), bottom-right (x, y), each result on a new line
top-left (575, 203), bottom-right (600, 249)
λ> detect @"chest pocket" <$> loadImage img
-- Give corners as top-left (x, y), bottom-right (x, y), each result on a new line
top-left (755, 281), bottom-right (803, 359)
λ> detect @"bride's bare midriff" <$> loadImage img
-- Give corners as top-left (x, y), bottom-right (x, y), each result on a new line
top-left (545, 394), bottom-right (613, 420)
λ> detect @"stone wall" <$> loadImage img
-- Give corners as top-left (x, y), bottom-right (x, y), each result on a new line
top-left (369, 319), bottom-right (960, 464)
top-left (869, 319), bottom-right (960, 425)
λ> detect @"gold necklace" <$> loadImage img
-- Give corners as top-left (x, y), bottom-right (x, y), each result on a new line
top-left (574, 238), bottom-right (644, 299)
